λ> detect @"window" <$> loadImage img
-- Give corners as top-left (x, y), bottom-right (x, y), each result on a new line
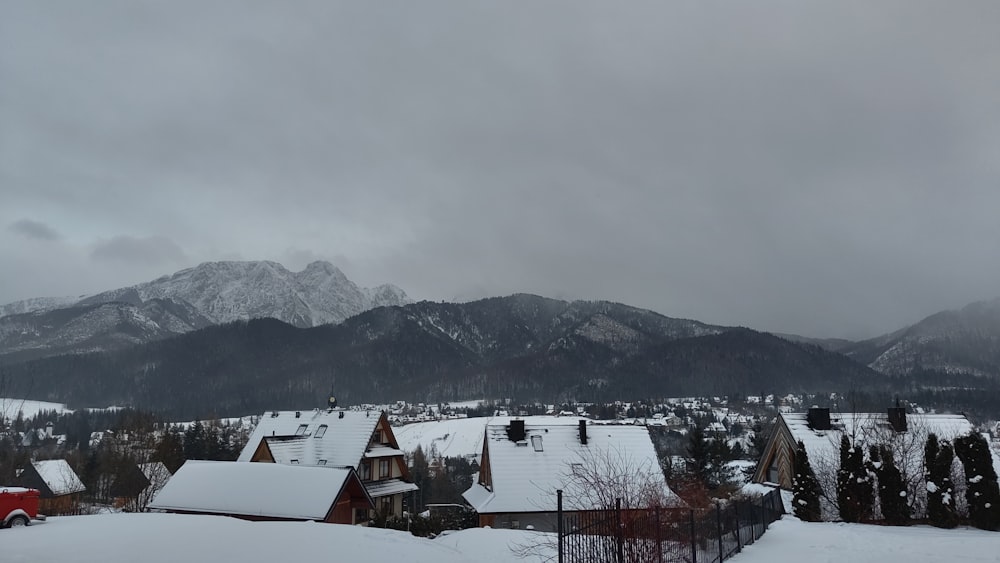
top-left (379, 459), bottom-right (391, 478)
top-left (295, 424), bottom-right (308, 436)
top-left (372, 429), bottom-right (383, 445)
top-left (531, 435), bottom-right (543, 452)
top-left (315, 424), bottom-right (328, 438)
top-left (361, 462), bottom-right (372, 480)
top-left (381, 495), bottom-right (393, 515)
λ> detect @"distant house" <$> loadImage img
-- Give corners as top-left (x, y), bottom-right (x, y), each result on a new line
top-left (148, 461), bottom-right (372, 524)
top-left (463, 418), bottom-right (681, 531)
top-left (238, 409), bottom-right (417, 521)
top-left (110, 461), bottom-right (172, 512)
top-left (16, 459), bottom-right (86, 515)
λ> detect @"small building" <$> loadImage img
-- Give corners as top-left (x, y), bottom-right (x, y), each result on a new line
top-left (463, 417), bottom-right (681, 531)
top-left (238, 409), bottom-right (417, 521)
top-left (16, 459), bottom-right (86, 515)
top-left (110, 461), bottom-right (173, 512)
top-left (148, 460), bottom-right (372, 524)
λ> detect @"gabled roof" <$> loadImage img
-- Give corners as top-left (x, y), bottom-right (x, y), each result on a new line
top-left (463, 418), bottom-right (679, 514)
top-left (149, 460), bottom-right (370, 520)
top-left (770, 412), bottom-right (1000, 482)
top-left (31, 459), bottom-right (86, 496)
top-left (237, 409), bottom-right (386, 467)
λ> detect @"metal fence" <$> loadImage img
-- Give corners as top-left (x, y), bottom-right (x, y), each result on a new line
top-left (557, 488), bottom-right (784, 563)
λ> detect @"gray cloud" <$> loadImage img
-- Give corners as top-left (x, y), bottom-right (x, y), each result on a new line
top-left (9, 219), bottom-right (60, 241)
top-left (2, 1), bottom-right (1000, 339)
top-left (90, 235), bottom-right (186, 265)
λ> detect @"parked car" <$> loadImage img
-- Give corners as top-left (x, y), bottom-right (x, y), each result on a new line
top-left (1, 487), bottom-right (46, 528)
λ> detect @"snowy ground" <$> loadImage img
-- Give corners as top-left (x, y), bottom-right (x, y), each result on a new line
top-left (2, 513), bottom-right (554, 563)
top-left (0, 398), bottom-right (72, 420)
top-left (4, 512), bottom-right (998, 563)
top-left (731, 517), bottom-right (999, 563)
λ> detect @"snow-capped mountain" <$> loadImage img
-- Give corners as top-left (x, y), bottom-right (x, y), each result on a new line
top-left (0, 296), bottom-right (79, 318)
top-left (843, 298), bottom-right (1000, 378)
top-left (77, 260), bottom-right (410, 328)
top-left (0, 261), bottom-right (410, 358)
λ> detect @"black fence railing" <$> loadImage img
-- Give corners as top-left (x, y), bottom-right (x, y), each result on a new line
top-left (557, 488), bottom-right (784, 563)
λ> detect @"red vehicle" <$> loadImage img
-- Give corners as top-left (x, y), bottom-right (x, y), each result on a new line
top-left (1, 487), bottom-right (46, 528)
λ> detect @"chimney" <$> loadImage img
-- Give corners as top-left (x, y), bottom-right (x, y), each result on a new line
top-left (295, 411), bottom-right (301, 418)
top-left (806, 407), bottom-right (831, 431)
top-left (579, 420), bottom-right (588, 445)
top-left (887, 406), bottom-right (907, 432)
top-left (45, 422), bottom-right (53, 439)
top-left (507, 419), bottom-right (526, 442)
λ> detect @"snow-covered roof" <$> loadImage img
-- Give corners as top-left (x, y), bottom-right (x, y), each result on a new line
top-left (464, 420), bottom-right (679, 514)
top-left (237, 409), bottom-right (384, 467)
top-left (32, 459), bottom-right (86, 496)
top-left (0, 486), bottom-right (35, 494)
top-left (364, 478), bottom-right (419, 498)
top-left (780, 412), bottom-right (1000, 481)
top-left (149, 461), bottom-right (362, 520)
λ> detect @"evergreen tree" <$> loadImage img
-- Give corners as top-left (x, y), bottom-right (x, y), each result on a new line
top-left (954, 432), bottom-right (1000, 531)
top-left (792, 440), bottom-right (822, 522)
top-left (686, 426), bottom-right (711, 485)
top-left (868, 445), bottom-right (909, 525)
top-left (836, 435), bottom-right (873, 522)
top-left (924, 433), bottom-right (958, 528)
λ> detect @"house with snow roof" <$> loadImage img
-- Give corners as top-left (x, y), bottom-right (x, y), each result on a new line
top-left (753, 407), bottom-right (1000, 517)
top-left (15, 459), bottom-right (86, 515)
top-left (238, 408), bottom-right (417, 521)
top-left (149, 460), bottom-right (373, 524)
top-left (463, 418), bottom-right (680, 531)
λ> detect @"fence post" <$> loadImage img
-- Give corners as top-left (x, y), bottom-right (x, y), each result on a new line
top-left (716, 503), bottom-right (723, 563)
top-left (689, 509), bottom-right (697, 563)
top-left (734, 501), bottom-right (741, 552)
top-left (557, 489), bottom-right (563, 563)
top-left (615, 498), bottom-right (624, 563)
top-left (655, 505), bottom-right (663, 563)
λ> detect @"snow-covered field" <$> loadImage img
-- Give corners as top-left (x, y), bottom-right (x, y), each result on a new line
top-left (0, 398), bottom-right (72, 420)
top-left (731, 518), bottom-right (998, 563)
top-left (1, 513), bottom-right (553, 563)
top-left (4, 512), bottom-right (998, 563)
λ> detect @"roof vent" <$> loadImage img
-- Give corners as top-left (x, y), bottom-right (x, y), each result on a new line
top-left (579, 420), bottom-right (588, 445)
top-left (295, 411), bottom-right (301, 418)
top-left (806, 407), bottom-right (831, 431)
top-left (507, 419), bottom-right (526, 442)
top-left (338, 411), bottom-right (345, 419)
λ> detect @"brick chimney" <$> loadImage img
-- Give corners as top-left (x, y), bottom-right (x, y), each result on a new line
top-left (806, 407), bottom-right (831, 430)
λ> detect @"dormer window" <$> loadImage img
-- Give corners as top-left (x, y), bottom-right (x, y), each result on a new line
top-left (290, 459), bottom-right (299, 465)
top-left (318, 459), bottom-right (327, 465)
top-left (315, 424), bottom-right (328, 438)
top-left (295, 424), bottom-right (308, 436)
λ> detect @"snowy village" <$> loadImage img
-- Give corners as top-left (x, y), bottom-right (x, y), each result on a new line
top-left (6, 1), bottom-right (1000, 562)
top-left (2, 392), bottom-right (999, 562)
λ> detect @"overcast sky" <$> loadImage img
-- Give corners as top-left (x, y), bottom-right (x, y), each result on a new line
top-left (2, 1), bottom-right (1000, 340)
